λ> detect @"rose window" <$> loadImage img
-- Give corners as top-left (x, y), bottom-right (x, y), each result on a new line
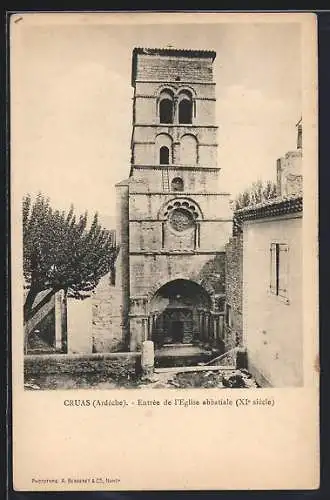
top-left (169, 208), bottom-right (194, 232)
top-left (162, 199), bottom-right (200, 233)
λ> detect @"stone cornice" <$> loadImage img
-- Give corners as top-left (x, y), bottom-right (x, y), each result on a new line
top-left (129, 192), bottom-right (230, 197)
top-left (134, 94), bottom-right (216, 101)
top-left (133, 47), bottom-right (216, 59)
top-left (133, 141), bottom-right (218, 147)
top-left (134, 80), bottom-right (216, 86)
top-left (131, 165), bottom-right (220, 172)
top-left (133, 124), bottom-right (217, 129)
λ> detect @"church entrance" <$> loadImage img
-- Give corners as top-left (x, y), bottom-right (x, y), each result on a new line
top-left (149, 279), bottom-right (212, 347)
top-left (172, 320), bottom-right (184, 343)
top-left (161, 309), bottom-right (193, 344)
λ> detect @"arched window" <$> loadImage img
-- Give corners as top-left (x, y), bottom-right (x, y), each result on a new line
top-left (160, 146), bottom-right (170, 165)
top-left (171, 177), bottom-right (184, 192)
top-left (155, 133), bottom-right (173, 165)
top-left (158, 90), bottom-right (174, 124)
top-left (179, 99), bottom-right (193, 124)
top-left (160, 99), bottom-right (173, 124)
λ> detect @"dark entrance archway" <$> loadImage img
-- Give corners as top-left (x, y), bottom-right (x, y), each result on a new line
top-left (149, 279), bottom-right (212, 347)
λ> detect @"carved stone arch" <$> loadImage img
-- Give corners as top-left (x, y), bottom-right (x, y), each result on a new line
top-left (158, 197), bottom-right (203, 220)
top-left (179, 131), bottom-right (199, 142)
top-left (177, 87), bottom-right (196, 122)
top-left (147, 275), bottom-right (214, 304)
top-left (189, 273), bottom-right (216, 298)
top-left (155, 131), bottom-right (173, 141)
top-left (176, 85), bottom-right (197, 99)
top-left (155, 84), bottom-right (177, 99)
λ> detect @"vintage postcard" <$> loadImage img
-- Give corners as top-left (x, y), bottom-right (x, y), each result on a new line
top-left (10, 11), bottom-right (319, 491)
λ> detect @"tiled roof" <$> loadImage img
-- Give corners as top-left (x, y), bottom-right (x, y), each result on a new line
top-left (235, 194), bottom-right (303, 222)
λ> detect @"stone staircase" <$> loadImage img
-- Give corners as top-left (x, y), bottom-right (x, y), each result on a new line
top-left (154, 345), bottom-right (237, 373)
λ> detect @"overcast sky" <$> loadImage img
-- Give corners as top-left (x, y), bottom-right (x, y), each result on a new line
top-left (12, 15), bottom-right (302, 227)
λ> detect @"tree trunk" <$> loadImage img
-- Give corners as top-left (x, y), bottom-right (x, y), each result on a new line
top-left (23, 287), bottom-right (57, 354)
top-left (23, 287), bottom-right (39, 323)
top-left (23, 287), bottom-right (39, 354)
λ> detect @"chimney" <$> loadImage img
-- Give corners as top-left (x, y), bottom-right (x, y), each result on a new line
top-left (276, 158), bottom-right (283, 196)
top-left (296, 117), bottom-right (302, 150)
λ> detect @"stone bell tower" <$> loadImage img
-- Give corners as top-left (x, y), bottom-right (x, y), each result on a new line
top-left (116, 47), bottom-right (232, 352)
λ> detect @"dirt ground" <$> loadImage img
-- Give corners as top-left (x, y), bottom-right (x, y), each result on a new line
top-left (24, 368), bottom-right (259, 390)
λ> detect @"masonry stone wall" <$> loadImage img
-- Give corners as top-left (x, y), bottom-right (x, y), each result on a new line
top-left (129, 220), bottom-right (231, 253)
top-left (67, 297), bottom-right (93, 354)
top-left (135, 81), bottom-right (215, 100)
top-left (24, 352), bottom-right (140, 378)
top-left (276, 150), bottom-right (303, 197)
top-left (132, 128), bottom-right (217, 167)
top-left (133, 54), bottom-right (217, 168)
top-left (92, 273), bottom-right (125, 352)
top-left (115, 182), bottom-right (130, 346)
top-left (133, 125), bottom-right (217, 144)
top-left (129, 193), bottom-right (231, 220)
top-left (224, 231), bottom-right (243, 351)
top-left (135, 54), bottom-right (214, 83)
top-left (130, 167), bottom-right (220, 193)
top-left (130, 253), bottom-right (225, 298)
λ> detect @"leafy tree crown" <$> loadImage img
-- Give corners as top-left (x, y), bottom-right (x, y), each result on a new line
top-left (23, 193), bottom-right (119, 300)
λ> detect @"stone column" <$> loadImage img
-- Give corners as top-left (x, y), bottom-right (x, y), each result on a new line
top-left (205, 313), bottom-right (209, 341)
top-left (200, 311), bottom-right (205, 340)
top-left (148, 316), bottom-right (153, 340)
top-left (129, 317), bottom-right (144, 352)
top-left (173, 142), bottom-right (180, 165)
top-left (142, 317), bottom-right (148, 342)
top-left (219, 315), bottom-right (224, 340)
top-left (192, 308), bottom-right (199, 342)
top-left (141, 340), bottom-right (155, 377)
top-left (173, 97), bottom-right (179, 124)
top-left (213, 316), bottom-right (218, 341)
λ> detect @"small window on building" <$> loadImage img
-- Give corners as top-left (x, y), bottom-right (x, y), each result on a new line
top-left (270, 243), bottom-right (289, 298)
top-left (159, 99), bottom-right (173, 124)
top-left (179, 99), bottom-right (193, 124)
top-left (171, 177), bottom-right (184, 192)
top-left (160, 146), bottom-right (170, 165)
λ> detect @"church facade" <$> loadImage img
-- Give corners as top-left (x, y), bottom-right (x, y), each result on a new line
top-left (95, 47), bottom-right (232, 353)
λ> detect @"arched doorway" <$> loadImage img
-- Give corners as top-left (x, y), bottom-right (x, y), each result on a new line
top-left (149, 279), bottom-right (212, 347)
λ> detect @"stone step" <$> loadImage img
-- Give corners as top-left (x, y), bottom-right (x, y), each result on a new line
top-left (155, 365), bottom-right (236, 374)
top-left (162, 343), bottom-right (194, 347)
top-left (155, 348), bottom-right (212, 357)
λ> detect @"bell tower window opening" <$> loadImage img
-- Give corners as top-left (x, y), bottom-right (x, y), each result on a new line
top-left (171, 177), bottom-right (184, 192)
top-left (159, 98), bottom-right (174, 124)
top-left (179, 99), bottom-right (193, 124)
top-left (160, 146), bottom-right (170, 165)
